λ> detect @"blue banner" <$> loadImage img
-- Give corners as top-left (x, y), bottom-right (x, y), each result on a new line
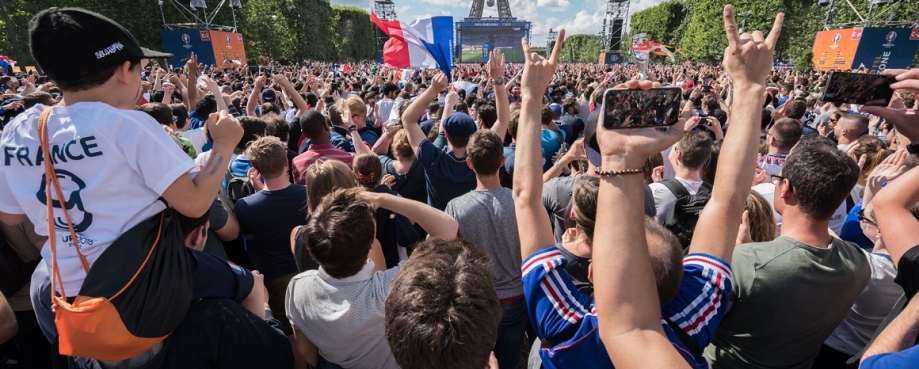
top-left (160, 30), bottom-right (215, 68)
top-left (851, 27), bottom-right (919, 72)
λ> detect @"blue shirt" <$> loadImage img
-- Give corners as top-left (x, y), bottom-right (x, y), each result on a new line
top-left (359, 127), bottom-right (379, 147)
top-left (415, 139), bottom-right (475, 210)
top-left (541, 129), bottom-right (566, 172)
top-left (522, 247), bottom-right (732, 369)
top-left (419, 118), bottom-right (437, 136)
top-left (222, 156), bottom-right (252, 192)
top-left (862, 346), bottom-right (919, 369)
top-left (329, 126), bottom-right (355, 153)
top-left (189, 110), bottom-right (206, 130)
top-left (840, 201), bottom-right (873, 251)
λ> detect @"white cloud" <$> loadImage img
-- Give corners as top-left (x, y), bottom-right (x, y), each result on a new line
top-left (419, 0), bottom-right (469, 8)
top-left (554, 10), bottom-right (605, 36)
top-left (536, 0), bottom-right (570, 11)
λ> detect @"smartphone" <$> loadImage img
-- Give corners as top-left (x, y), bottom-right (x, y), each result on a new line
top-left (821, 71), bottom-right (896, 106)
top-left (602, 87), bottom-right (683, 129)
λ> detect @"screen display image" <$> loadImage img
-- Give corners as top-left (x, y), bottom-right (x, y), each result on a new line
top-left (602, 87), bottom-right (683, 129)
top-left (457, 22), bottom-right (529, 63)
top-left (821, 71), bottom-right (896, 106)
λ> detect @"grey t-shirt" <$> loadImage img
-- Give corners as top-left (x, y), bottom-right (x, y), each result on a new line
top-left (543, 176), bottom-right (656, 244)
top-left (445, 188), bottom-right (523, 299)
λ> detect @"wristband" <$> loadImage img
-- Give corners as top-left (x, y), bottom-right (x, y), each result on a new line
top-left (595, 165), bottom-right (649, 177)
top-left (348, 125), bottom-right (358, 132)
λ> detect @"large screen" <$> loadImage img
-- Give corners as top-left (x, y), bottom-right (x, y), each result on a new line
top-left (456, 21), bottom-right (530, 63)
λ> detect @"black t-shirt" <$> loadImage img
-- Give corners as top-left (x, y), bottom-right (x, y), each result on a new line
top-left (895, 245), bottom-right (919, 299)
top-left (233, 185), bottom-right (308, 282)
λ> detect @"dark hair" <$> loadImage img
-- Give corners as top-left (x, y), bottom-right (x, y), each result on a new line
top-left (22, 91), bottom-right (53, 109)
top-left (305, 92), bottom-right (319, 108)
top-left (785, 99), bottom-right (807, 120)
top-left (137, 102), bottom-right (174, 126)
top-left (466, 130), bottom-right (504, 175)
top-left (195, 95), bottom-right (218, 118)
top-left (237, 116), bottom-right (267, 151)
top-left (263, 113), bottom-right (291, 141)
top-left (702, 139), bottom-right (723, 184)
top-left (675, 130), bottom-right (713, 170)
top-left (260, 102), bottom-right (281, 116)
top-left (445, 135), bottom-right (470, 150)
top-left (303, 187), bottom-right (376, 279)
top-left (170, 104), bottom-right (189, 130)
top-left (299, 111), bottom-right (328, 140)
top-left (783, 144), bottom-right (859, 220)
top-left (54, 59), bottom-right (142, 92)
top-left (478, 104), bottom-right (497, 129)
top-left (644, 217), bottom-right (685, 305)
top-left (385, 238), bottom-right (500, 369)
top-left (564, 176), bottom-right (600, 246)
top-left (353, 152), bottom-right (383, 190)
top-left (176, 207), bottom-right (211, 240)
top-left (382, 82), bottom-right (400, 97)
top-left (541, 105), bottom-right (553, 125)
top-left (770, 118), bottom-right (803, 152)
top-left (508, 110), bottom-right (520, 140)
top-left (427, 101), bottom-right (440, 114)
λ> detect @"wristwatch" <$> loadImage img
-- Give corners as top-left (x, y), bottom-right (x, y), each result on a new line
top-left (491, 77), bottom-right (506, 85)
top-left (907, 143), bottom-right (919, 155)
top-left (348, 125), bottom-right (358, 132)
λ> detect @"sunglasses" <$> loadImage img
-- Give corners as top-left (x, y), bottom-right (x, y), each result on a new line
top-left (857, 209), bottom-right (877, 227)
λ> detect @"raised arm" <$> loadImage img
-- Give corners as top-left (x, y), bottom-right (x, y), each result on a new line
top-left (185, 53), bottom-right (200, 113)
top-left (360, 191), bottom-right (458, 240)
top-left (247, 76), bottom-right (265, 117)
top-left (274, 74), bottom-right (309, 114)
top-left (861, 294), bottom-right (919, 366)
top-left (874, 165), bottom-right (919, 267)
top-left (688, 8), bottom-right (783, 264)
top-left (488, 49), bottom-right (511, 142)
top-left (401, 74), bottom-right (448, 154)
top-left (513, 33), bottom-right (562, 261)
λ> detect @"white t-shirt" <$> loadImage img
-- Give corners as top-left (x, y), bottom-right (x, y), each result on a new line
top-left (649, 177), bottom-right (706, 224)
top-left (0, 103), bottom-right (196, 295)
top-left (829, 201), bottom-right (848, 236)
top-left (752, 182), bottom-right (783, 234)
top-left (376, 98), bottom-right (396, 125)
top-left (178, 127), bottom-right (207, 154)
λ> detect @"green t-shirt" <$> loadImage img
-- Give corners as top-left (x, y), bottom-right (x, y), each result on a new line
top-left (704, 236), bottom-right (870, 369)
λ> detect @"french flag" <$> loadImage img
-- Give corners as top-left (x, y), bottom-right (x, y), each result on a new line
top-left (370, 12), bottom-right (454, 79)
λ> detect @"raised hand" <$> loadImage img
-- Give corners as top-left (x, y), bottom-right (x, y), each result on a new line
top-left (860, 76), bottom-right (919, 143)
top-left (722, 4), bottom-right (783, 89)
top-left (520, 29), bottom-right (565, 99)
top-left (207, 110), bottom-right (243, 151)
top-left (487, 48), bottom-right (506, 79)
top-left (430, 73), bottom-right (449, 93)
top-left (273, 73), bottom-right (292, 87)
top-left (186, 52), bottom-right (199, 76)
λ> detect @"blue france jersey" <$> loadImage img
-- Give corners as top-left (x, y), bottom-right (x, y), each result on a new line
top-left (522, 247), bottom-right (732, 369)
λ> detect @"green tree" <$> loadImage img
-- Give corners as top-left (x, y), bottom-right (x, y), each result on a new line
top-left (332, 6), bottom-right (377, 62)
top-left (560, 34), bottom-right (604, 63)
top-left (629, 0), bottom-right (686, 46)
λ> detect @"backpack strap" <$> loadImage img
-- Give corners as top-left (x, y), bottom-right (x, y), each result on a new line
top-left (696, 182), bottom-right (713, 197)
top-left (664, 316), bottom-right (702, 356)
top-left (661, 179), bottom-right (691, 199)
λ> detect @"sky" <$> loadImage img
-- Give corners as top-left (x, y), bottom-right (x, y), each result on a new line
top-left (330, 0), bottom-right (668, 47)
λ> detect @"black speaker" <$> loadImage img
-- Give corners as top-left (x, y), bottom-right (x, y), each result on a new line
top-left (871, 0), bottom-right (899, 4)
top-left (818, 0), bottom-right (831, 5)
top-left (609, 19), bottom-right (623, 50)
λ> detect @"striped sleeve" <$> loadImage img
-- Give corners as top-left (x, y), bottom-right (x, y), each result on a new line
top-left (662, 253), bottom-right (733, 349)
top-left (521, 247), bottom-right (593, 340)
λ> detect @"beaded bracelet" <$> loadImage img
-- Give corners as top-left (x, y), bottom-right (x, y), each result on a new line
top-left (594, 165), bottom-right (649, 177)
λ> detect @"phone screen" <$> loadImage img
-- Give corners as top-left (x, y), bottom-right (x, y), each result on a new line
top-left (602, 87), bottom-right (683, 129)
top-left (821, 71), bottom-right (896, 106)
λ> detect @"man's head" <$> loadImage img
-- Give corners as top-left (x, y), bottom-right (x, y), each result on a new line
top-left (236, 116), bottom-right (267, 151)
top-left (137, 102), bottom-right (175, 129)
top-left (465, 130), bottom-right (504, 177)
top-left (549, 103), bottom-right (563, 120)
top-left (767, 118), bottom-right (803, 154)
top-left (669, 131), bottom-right (713, 171)
top-left (477, 103), bottom-right (497, 129)
top-left (785, 99), bottom-right (807, 120)
top-left (195, 95), bottom-right (218, 118)
top-left (385, 238), bottom-right (500, 369)
top-left (28, 7), bottom-right (170, 108)
top-left (562, 97), bottom-right (579, 116)
top-left (441, 112), bottom-right (477, 149)
top-left (176, 207), bottom-right (210, 251)
top-left (382, 82), bottom-right (400, 99)
top-left (776, 143), bottom-right (859, 221)
top-left (299, 110), bottom-right (330, 144)
top-left (834, 112), bottom-right (869, 144)
top-left (261, 88), bottom-right (277, 104)
top-left (21, 91), bottom-right (54, 109)
top-left (303, 187), bottom-right (375, 279)
top-left (246, 136), bottom-right (288, 180)
top-left (263, 113), bottom-right (291, 141)
top-left (170, 103), bottom-right (189, 131)
top-left (701, 96), bottom-right (718, 114)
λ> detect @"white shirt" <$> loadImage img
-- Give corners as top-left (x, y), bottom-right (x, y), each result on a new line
top-left (178, 127), bottom-right (207, 154)
top-left (376, 98), bottom-right (396, 126)
top-left (649, 177), bottom-right (706, 224)
top-left (285, 260), bottom-right (402, 369)
top-left (829, 201), bottom-right (848, 235)
top-left (752, 182), bottom-right (783, 234)
top-left (387, 97), bottom-right (404, 123)
top-left (0, 103), bottom-right (196, 294)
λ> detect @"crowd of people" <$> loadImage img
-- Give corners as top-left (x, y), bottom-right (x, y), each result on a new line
top-left (1, 4), bottom-right (919, 369)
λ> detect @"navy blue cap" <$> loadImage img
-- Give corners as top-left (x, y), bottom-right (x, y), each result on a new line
top-left (442, 112), bottom-right (477, 138)
top-left (261, 88), bottom-right (277, 103)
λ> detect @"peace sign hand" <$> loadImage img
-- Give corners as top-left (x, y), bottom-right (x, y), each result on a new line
top-left (722, 4), bottom-right (783, 89)
top-left (520, 29), bottom-right (565, 99)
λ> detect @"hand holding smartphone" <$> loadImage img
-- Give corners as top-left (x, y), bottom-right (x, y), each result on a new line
top-left (601, 87), bottom-right (683, 129)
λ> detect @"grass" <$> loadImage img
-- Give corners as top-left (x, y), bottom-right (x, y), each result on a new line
top-left (460, 47), bottom-right (526, 63)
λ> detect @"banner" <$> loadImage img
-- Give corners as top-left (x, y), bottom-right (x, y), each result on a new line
top-left (812, 27), bottom-right (919, 71)
top-left (209, 31), bottom-right (247, 65)
top-left (161, 30), bottom-right (215, 68)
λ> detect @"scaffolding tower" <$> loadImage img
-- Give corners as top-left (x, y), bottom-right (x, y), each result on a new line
top-left (600, 0), bottom-right (631, 52)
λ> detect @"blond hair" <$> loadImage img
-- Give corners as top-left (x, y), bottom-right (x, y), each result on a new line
top-left (745, 191), bottom-right (777, 243)
top-left (391, 130), bottom-right (414, 160)
top-left (340, 95), bottom-right (367, 116)
top-left (304, 160), bottom-right (358, 213)
top-left (246, 136), bottom-right (288, 180)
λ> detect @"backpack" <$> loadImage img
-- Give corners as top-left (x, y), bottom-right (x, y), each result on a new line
top-left (0, 232), bottom-right (39, 296)
top-left (224, 167), bottom-right (255, 204)
top-left (662, 179), bottom-right (713, 249)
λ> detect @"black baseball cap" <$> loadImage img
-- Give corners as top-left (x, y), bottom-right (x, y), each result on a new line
top-left (29, 7), bottom-right (172, 82)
